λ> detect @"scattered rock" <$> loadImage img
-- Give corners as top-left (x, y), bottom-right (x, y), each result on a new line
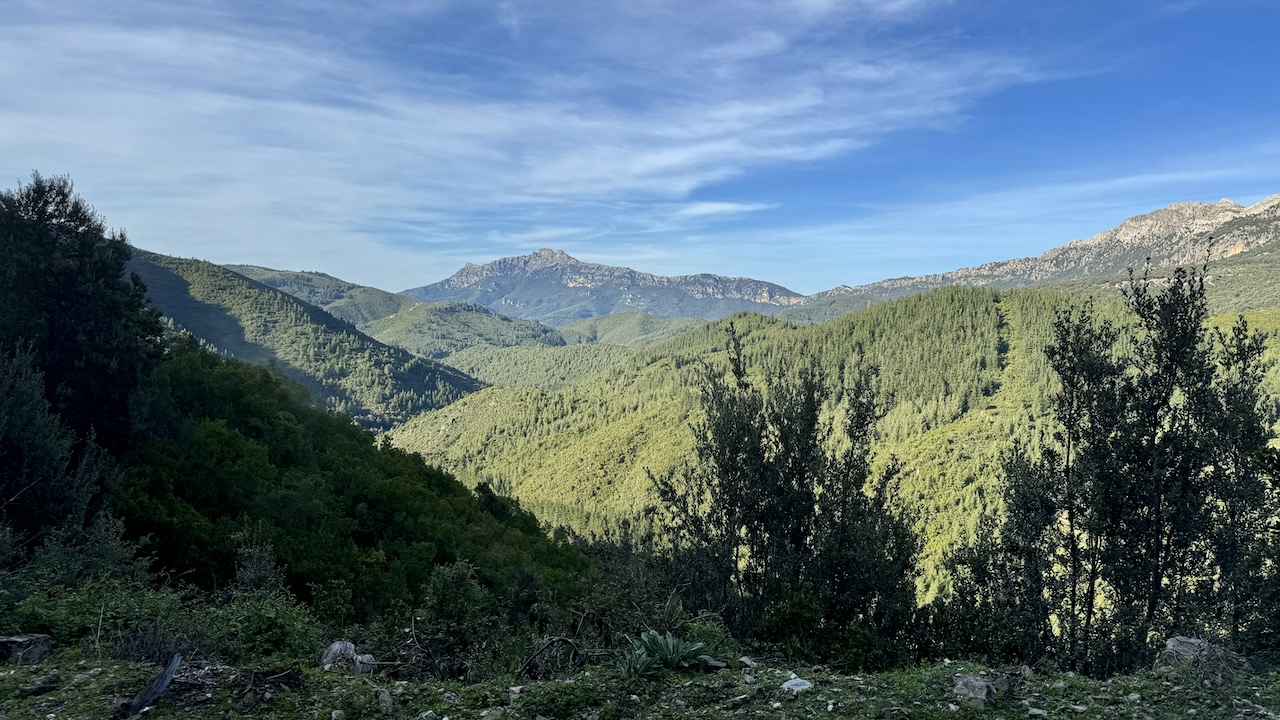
top-left (953, 674), bottom-right (997, 709)
top-left (739, 656), bottom-right (756, 669)
top-left (320, 640), bottom-right (377, 674)
top-left (782, 678), bottom-right (813, 693)
top-left (700, 657), bottom-right (727, 672)
top-left (1127, 692), bottom-right (1141, 702)
top-left (332, 712), bottom-right (345, 720)
top-left (1029, 709), bottom-right (1048, 718)
top-left (480, 708), bottom-right (505, 720)
top-left (0, 634), bottom-right (52, 664)
top-left (1155, 636), bottom-right (1248, 679)
top-left (418, 712), bottom-right (436, 720)
top-left (17, 668), bottom-right (60, 697)
top-left (441, 691), bottom-right (461, 705)
top-left (378, 688), bottom-right (394, 716)
top-left (1052, 679), bottom-right (1068, 693)
top-left (1071, 705), bottom-right (1088, 713)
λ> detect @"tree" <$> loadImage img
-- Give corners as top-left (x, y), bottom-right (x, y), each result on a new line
top-left (652, 326), bottom-right (917, 666)
top-left (966, 266), bottom-right (1276, 674)
top-left (0, 172), bottom-right (163, 452)
top-left (0, 348), bottom-right (102, 559)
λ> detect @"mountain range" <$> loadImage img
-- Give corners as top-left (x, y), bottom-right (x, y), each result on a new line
top-left (401, 248), bottom-right (806, 325)
top-left (126, 191), bottom-right (1280, 598)
top-left (360, 194), bottom-right (1280, 327)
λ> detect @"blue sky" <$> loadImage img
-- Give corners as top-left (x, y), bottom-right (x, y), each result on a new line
top-left (3, 0), bottom-right (1279, 293)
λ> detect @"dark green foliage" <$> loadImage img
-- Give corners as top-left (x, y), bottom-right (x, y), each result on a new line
top-left (117, 343), bottom-right (590, 619)
top-left (0, 173), bottom-right (163, 452)
top-left (652, 328), bottom-right (918, 667)
top-left (948, 267), bottom-right (1278, 674)
top-left (398, 561), bottom-right (505, 680)
top-left (0, 349), bottom-right (100, 554)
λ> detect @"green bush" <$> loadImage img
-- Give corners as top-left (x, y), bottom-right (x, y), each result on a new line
top-left (10, 576), bottom-right (186, 653)
top-left (199, 587), bottom-right (321, 664)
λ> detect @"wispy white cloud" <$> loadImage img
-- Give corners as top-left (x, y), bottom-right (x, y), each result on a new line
top-left (0, 0), bottom-right (1038, 289)
top-left (678, 140), bottom-right (1280, 292)
top-left (675, 202), bottom-right (776, 218)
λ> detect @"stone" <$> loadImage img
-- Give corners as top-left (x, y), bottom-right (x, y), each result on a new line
top-left (321, 641), bottom-right (356, 671)
top-left (480, 709), bottom-right (505, 720)
top-left (0, 634), bottom-right (52, 664)
top-left (1029, 709), bottom-right (1048, 718)
top-left (418, 712), bottom-right (437, 720)
top-left (953, 674), bottom-right (997, 709)
top-left (332, 712), bottom-right (345, 720)
top-left (1052, 679), bottom-right (1068, 693)
top-left (378, 688), bottom-right (394, 716)
top-left (782, 678), bottom-right (813, 693)
top-left (321, 640), bottom-right (376, 674)
top-left (739, 656), bottom-right (756, 668)
top-left (1160, 636), bottom-right (1210, 662)
top-left (1127, 693), bottom-right (1141, 702)
top-left (1071, 705), bottom-right (1088, 713)
top-left (17, 669), bottom-right (60, 698)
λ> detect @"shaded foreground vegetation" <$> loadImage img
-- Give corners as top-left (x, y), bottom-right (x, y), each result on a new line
top-left (3, 175), bottom-right (1280, 718)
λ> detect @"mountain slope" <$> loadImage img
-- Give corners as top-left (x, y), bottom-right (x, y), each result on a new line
top-left (785, 194), bottom-right (1280, 323)
top-left (559, 312), bottom-right (708, 346)
top-left (224, 264), bottom-right (418, 326)
top-left (388, 287), bottom-right (1049, 599)
top-left (230, 265), bottom-right (565, 359)
top-left (131, 251), bottom-right (481, 429)
top-left (403, 248), bottom-right (805, 325)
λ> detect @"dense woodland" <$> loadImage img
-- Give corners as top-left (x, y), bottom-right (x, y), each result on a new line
top-left (130, 251), bottom-right (481, 430)
top-left (3, 175), bottom-right (1279, 695)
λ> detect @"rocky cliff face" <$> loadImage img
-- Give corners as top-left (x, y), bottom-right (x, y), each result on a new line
top-left (404, 248), bottom-right (804, 324)
top-left (784, 194), bottom-right (1280, 323)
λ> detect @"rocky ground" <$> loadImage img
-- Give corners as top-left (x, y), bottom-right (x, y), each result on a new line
top-left (2, 649), bottom-right (1278, 720)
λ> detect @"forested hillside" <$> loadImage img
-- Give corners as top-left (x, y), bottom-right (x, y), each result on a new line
top-left (391, 279), bottom-right (1280, 600)
top-left (559, 313), bottom-right (708, 346)
top-left (131, 251), bottom-right (481, 430)
top-left (2, 176), bottom-right (592, 687)
top-left (388, 288), bottom-right (1073, 597)
top-left (230, 265), bottom-right (566, 359)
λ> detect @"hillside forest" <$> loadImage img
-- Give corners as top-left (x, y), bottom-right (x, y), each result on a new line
top-left (3, 174), bottom-right (1280, 718)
